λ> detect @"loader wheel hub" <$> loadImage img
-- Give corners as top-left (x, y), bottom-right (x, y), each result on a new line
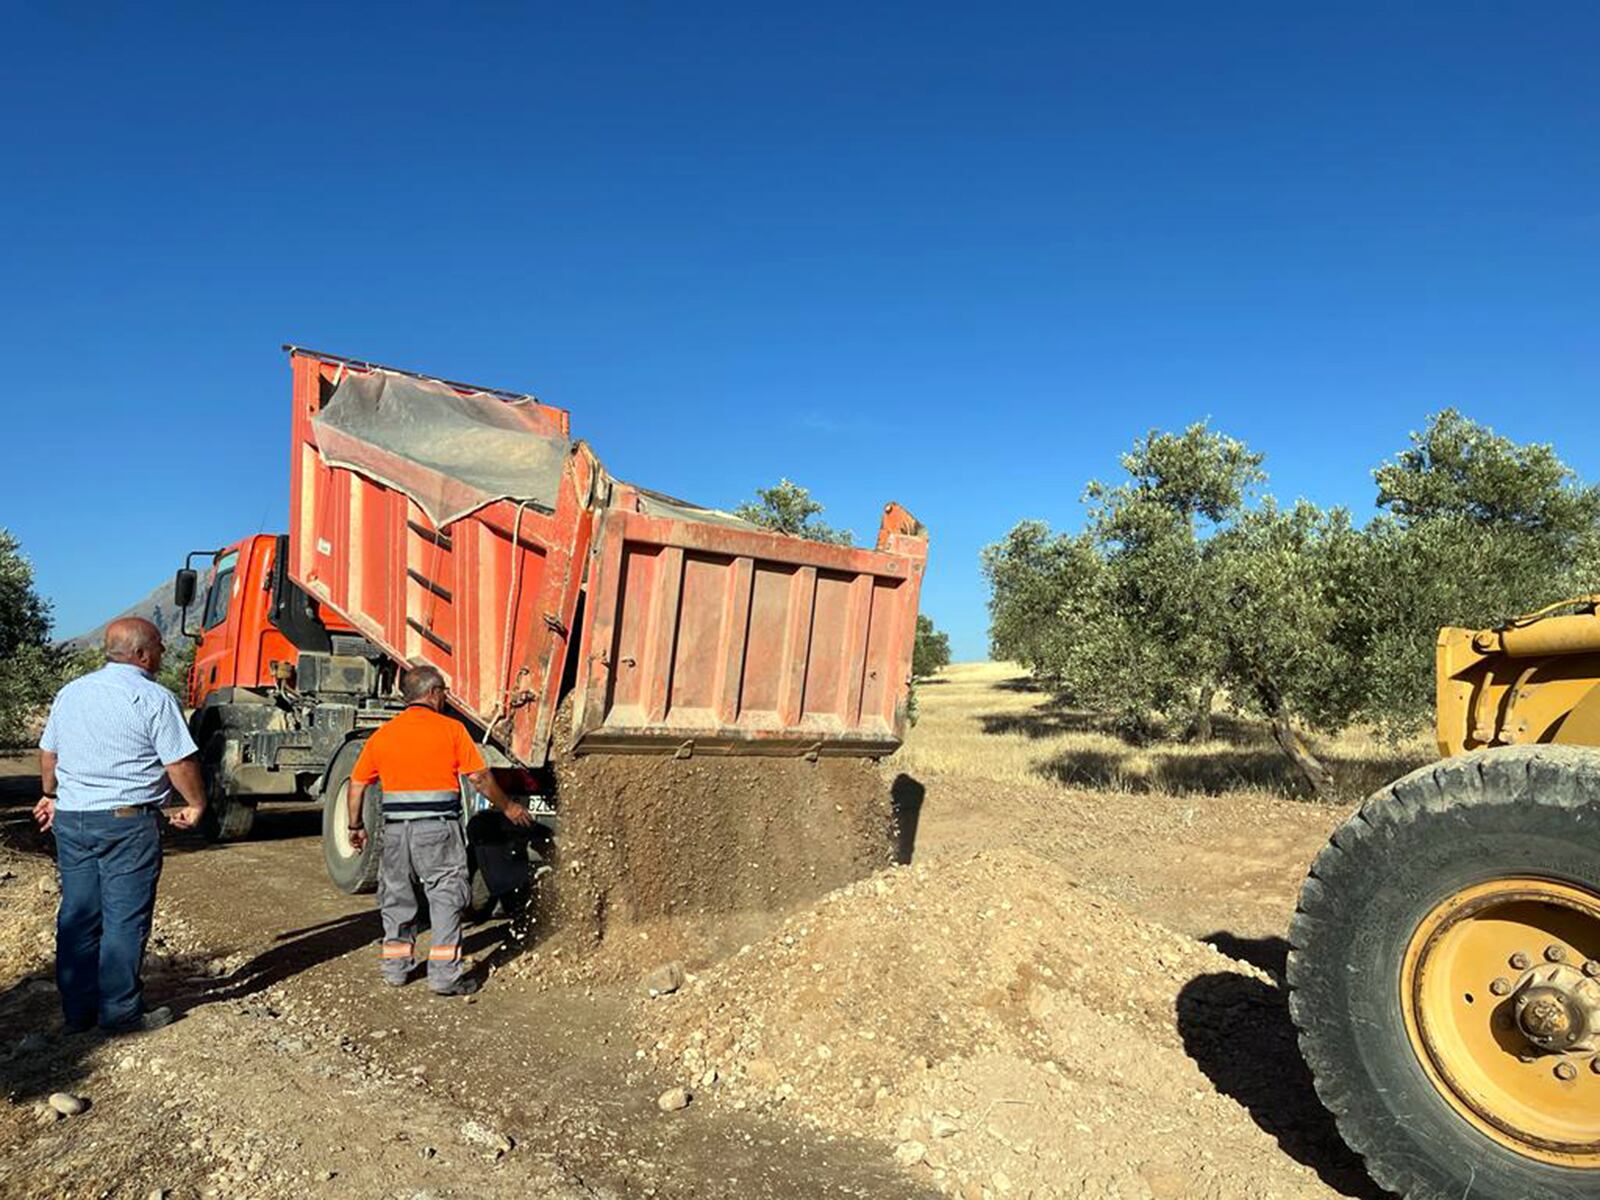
top-left (1519, 989), bottom-right (1577, 1046)
top-left (1401, 877), bottom-right (1600, 1168)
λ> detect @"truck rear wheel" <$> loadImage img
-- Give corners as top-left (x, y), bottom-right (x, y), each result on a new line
top-left (322, 740), bottom-right (382, 895)
top-left (1288, 746), bottom-right (1600, 1199)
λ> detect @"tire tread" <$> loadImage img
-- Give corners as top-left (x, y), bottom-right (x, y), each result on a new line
top-left (1288, 745), bottom-right (1600, 1200)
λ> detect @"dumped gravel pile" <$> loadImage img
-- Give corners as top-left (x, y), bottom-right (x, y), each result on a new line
top-left (501, 708), bottom-right (902, 985)
top-left (641, 848), bottom-right (1344, 1200)
top-left (551, 751), bottom-right (895, 926)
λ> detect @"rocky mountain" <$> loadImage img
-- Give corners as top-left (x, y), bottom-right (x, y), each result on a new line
top-left (65, 578), bottom-right (187, 649)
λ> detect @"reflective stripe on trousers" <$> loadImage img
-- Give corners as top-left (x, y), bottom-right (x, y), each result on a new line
top-left (376, 819), bottom-right (470, 991)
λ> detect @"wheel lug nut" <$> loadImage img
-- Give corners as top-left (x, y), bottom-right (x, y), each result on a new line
top-left (1546, 944), bottom-right (1569, 963)
top-left (1555, 1062), bottom-right (1578, 1081)
top-left (1510, 952), bottom-right (1532, 970)
top-left (1585, 960), bottom-right (1600, 979)
top-left (1490, 977), bottom-right (1512, 996)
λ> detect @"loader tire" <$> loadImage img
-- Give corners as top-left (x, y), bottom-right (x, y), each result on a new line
top-left (321, 739), bottom-right (382, 895)
top-left (1288, 746), bottom-right (1600, 1200)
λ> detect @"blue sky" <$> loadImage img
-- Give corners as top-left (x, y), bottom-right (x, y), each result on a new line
top-left (3, 4), bottom-right (1596, 659)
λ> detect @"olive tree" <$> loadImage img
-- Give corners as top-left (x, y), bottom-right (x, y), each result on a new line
top-left (912, 614), bottom-right (951, 680)
top-left (982, 426), bottom-right (1359, 792)
top-left (980, 520), bottom-right (1102, 678)
top-left (1361, 411), bottom-right (1600, 729)
top-left (0, 530), bottom-right (64, 747)
top-left (1081, 424), bottom-right (1265, 739)
top-left (1206, 500), bottom-right (1370, 797)
top-left (735, 479), bottom-right (853, 545)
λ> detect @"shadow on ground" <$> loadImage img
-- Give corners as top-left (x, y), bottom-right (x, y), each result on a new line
top-left (890, 773), bottom-right (923, 865)
top-left (242, 804), bottom-right (321, 842)
top-left (0, 759), bottom-right (377, 1100)
top-left (0, 910), bottom-right (384, 1107)
top-left (1202, 930), bottom-right (1289, 977)
top-left (0, 974), bottom-right (100, 1104)
top-left (174, 911), bottom-right (382, 1012)
top-left (989, 674), bottom-right (1048, 694)
top-left (1038, 744), bottom-right (1427, 801)
top-left (976, 702), bottom-right (1429, 800)
top-left (1177, 934), bottom-right (1384, 1199)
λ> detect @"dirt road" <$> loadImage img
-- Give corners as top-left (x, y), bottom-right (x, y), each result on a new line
top-left (0, 664), bottom-right (1395, 1199)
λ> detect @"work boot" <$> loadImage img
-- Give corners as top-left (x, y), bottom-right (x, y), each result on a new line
top-left (104, 1006), bottom-right (175, 1035)
top-left (430, 977), bottom-right (480, 998)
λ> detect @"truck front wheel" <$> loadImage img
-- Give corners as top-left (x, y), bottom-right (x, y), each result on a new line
top-left (200, 734), bottom-right (256, 842)
top-left (321, 740), bottom-right (382, 894)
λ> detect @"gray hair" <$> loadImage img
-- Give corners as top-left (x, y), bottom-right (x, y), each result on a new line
top-left (401, 664), bottom-right (446, 704)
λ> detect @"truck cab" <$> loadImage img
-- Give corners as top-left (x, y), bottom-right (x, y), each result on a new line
top-left (174, 532), bottom-right (389, 842)
top-left (186, 535), bottom-right (304, 709)
top-left (173, 531), bottom-right (543, 898)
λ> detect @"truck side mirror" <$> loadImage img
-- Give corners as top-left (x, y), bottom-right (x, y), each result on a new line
top-left (174, 568), bottom-right (198, 610)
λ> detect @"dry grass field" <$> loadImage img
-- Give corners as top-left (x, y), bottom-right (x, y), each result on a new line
top-left (898, 660), bottom-right (1433, 803)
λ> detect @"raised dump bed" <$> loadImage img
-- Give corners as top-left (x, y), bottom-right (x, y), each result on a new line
top-left (285, 348), bottom-right (927, 768)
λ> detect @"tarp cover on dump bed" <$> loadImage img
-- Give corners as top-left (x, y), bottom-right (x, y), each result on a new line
top-left (312, 369), bottom-right (569, 526)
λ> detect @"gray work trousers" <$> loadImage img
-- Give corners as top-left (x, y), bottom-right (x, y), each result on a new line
top-left (378, 818), bottom-right (470, 991)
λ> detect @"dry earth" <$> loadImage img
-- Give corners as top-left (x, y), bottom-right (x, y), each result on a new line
top-left (0, 662), bottom-right (1412, 1199)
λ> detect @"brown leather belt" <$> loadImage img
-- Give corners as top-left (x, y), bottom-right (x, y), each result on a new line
top-left (113, 806), bottom-right (154, 818)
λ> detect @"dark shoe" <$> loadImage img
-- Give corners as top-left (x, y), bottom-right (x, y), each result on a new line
top-left (430, 978), bottom-right (480, 997)
top-left (103, 1006), bottom-right (174, 1035)
top-left (381, 974), bottom-right (412, 989)
top-left (61, 1017), bottom-right (95, 1036)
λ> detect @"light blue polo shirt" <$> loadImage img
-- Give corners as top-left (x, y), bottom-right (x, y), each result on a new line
top-left (39, 662), bottom-right (199, 811)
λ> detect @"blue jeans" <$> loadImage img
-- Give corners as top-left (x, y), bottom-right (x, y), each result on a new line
top-left (53, 806), bottom-right (163, 1029)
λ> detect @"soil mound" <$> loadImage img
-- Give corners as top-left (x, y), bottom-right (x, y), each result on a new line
top-left (640, 848), bottom-right (1344, 1199)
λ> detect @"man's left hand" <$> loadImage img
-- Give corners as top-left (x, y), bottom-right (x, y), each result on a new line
top-left (32, 796), bottom-right (55, 832)
top-left (165, 803), bottom-right (205, 830)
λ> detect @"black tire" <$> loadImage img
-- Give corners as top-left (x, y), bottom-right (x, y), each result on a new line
top-left (199, 734), bottom-right (256, 842)
top-left (464, 808), bottom-right (541, 922)
top-left (202, 793), bottom-right (257, 842)
top-left (1288, 746), bottom-right (1600, 1200)
top-left (321, 739), bottom-right (382, 895)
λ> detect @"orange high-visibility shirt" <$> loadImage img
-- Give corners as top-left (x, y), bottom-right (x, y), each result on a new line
top-left (350, 706), bottom-right (486, 793)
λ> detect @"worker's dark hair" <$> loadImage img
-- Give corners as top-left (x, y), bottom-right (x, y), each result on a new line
top-left (401, 664), bottom-right (446, 704)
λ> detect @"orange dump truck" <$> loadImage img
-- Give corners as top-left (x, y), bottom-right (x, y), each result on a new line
top-left (173, 347), bottom-right (927, 892)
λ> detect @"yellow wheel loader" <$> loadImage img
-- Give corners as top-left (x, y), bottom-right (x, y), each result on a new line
top-left (1291, 599), bottom-right (1600, 1199)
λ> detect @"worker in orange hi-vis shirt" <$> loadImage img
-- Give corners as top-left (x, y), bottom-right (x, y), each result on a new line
top-left (346, 664), bottom-right (534, 995)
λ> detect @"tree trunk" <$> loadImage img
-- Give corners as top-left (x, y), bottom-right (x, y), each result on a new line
top-left (1265, 699), bottom-right (1335, 800)
top-left (1186, 685), bottom-right (1216, 742)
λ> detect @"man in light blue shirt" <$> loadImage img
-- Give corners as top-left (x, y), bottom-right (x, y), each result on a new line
top-left (35, 617), bottom-right (207, 1033)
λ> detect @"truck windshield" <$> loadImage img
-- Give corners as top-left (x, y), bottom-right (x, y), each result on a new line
top-left (203, 551), bottom-right (239, 630)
